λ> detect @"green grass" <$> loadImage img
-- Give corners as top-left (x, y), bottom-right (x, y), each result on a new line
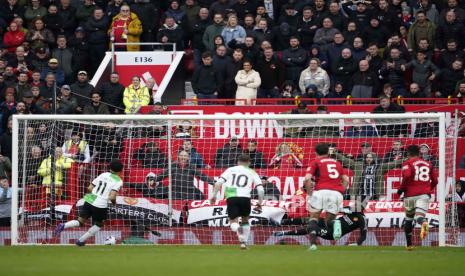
top-left (1, 246), bottom-right (464, 276)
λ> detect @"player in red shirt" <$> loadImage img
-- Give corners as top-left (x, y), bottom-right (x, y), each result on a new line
top-left (304, 143), bottom-right (349, 250)
top-left (397, 145), bottom-right (438, 249)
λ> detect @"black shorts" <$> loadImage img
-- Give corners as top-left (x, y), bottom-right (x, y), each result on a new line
top-left (79, 202), bottom-right (108, 224)
top-left (226, 197), bottom-right (251, 220)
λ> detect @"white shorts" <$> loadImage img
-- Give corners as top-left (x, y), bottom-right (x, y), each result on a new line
top-left (404, 194), bottom-right (430, 215)
top-left (308, 189), bottom-right (343, 215)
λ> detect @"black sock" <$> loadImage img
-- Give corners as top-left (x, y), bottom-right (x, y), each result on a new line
top-left (326, 220), bottom-right (335, 234)
top-left (404, 219), bottom-right (414, 247)
top-left (307, 220), bottom-right (321, 245)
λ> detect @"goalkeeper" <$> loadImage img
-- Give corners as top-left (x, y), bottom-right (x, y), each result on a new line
top-left (273, 207), bottom-right (367, 245)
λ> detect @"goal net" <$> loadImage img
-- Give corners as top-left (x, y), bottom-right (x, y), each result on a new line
top-left (10, 113), bottom-right (459, 246)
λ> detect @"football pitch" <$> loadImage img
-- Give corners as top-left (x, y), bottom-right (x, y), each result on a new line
top-left (1, 245), bottom-right (464, 276)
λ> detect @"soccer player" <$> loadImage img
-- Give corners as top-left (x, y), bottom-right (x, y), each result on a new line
top-left (209, 154), bottom-right (264, 250)
top-left (305, 143), bottom-right (349, 250)
top-left (273, 208), bottom-right (367, 246)
top-left (397, 145), bottom-right (437, 249)
top-left (54, 159), bottom-right (124, 246)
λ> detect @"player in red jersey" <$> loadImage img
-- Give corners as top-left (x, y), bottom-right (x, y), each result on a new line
top-left (397, 145), bottom-right (438, 249)
top-left (304, 143), bottom-right (349, 250)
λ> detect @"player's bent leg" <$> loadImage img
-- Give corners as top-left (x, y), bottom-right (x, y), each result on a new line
top-left (55, 217), bottom-right (86, 237)
top-left (307, 211), bottom-right (322, 250)
top-left (77, 221), bottom-right (103, 246)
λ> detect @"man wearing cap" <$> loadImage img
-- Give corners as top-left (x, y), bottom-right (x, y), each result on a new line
top-left (40, 58), bottom-right (65, 86)
top-left (31, 47), bottom-right (49, 71)
top-left (70, 70), bottom-right (95, 112)
top-left (52, 35), bottom-right (74, 83)
top-left (58, 84), bottom-right (78, 114)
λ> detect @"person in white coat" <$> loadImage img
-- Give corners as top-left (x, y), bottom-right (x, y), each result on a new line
top-left (235, 60), bottom-right (261, 105)
top-left (298, 58), bottom-right (331, 97)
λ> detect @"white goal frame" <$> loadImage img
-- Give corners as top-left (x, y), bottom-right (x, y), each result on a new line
top-left (10, 113), bottom-right (449, 246)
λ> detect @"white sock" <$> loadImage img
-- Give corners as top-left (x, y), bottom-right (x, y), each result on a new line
top-left (230, 222), bottom-right (240, 232)
top-left (78, 225), bottom-right (101, 243)
top-left (242, 224), bottom-right (251, 243)
top-left (64, 220), bottom-right (80, 229)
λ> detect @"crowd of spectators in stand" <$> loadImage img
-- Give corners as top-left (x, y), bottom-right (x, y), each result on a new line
top-left (0, 0), bottom-right (465, 205)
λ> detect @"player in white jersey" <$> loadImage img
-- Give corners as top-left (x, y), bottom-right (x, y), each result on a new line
top-left (210, 154), bottom-right (265, 249)
top-left (54, 159), bottom-right (123, 246)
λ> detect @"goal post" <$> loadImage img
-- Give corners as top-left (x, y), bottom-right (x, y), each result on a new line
top-left (10, 113), bottom-right (459, 246)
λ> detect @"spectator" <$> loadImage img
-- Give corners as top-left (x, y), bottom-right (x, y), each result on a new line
top-left (24, 145), bottom-right (43, 186)
top-left (133, 141), bottom-right (166, 168)
top-left (107, 0), bottom-right (124, 20)
top-left (327, 81), bottom-right (348, 99)
top-left (0, 0), bottom-right (24, 24)
top-left (222, 48), bottom-right (244, 99)
top-left (154, 150), bottom-right (214, 200)
top-left (296, 6), bottom-right (318, 50)
top-left (15, 72), bottom-right (31, 101)
top-left (24, 0), bottom-right (47, 27)
top-left (415, 121), bottom-right (439, 138)
top-left (70, 70), bottom-right (94, 112)
top-left (435, 11), bottom-right (465, 51)
top-left (157, 16), bottom-right (185, 49)
top-left (131, 0), bottom-right (160, 49)
top-left (346, 120), bottom-right (378, 138)
top-left (215, 137), bottom-right (242, 168)
top-left (365, 43), bottom-right (383, 76)
top-left (413, 0), bottom-right (439, 25)
top-left (255, 47), bottom-right (284, 98)
top-left (221, 14), bottom-right (246, 46)
top-left (68, 27), bottom-right (90, 79)
top-left (243, 140), bottom-right (266, 169)
top-left (43, 4), bottom-right (64, 39)
top-left (25, 17), bottom-right (55, 50)
top-left (405, 82), bottom-right (426, 99)
top-left (76, 0), bottom-right (96, 25)
top-left (362, 17), bottom-right (389, 49)
top-left (419, 143), bottom-right (438, 167)
top-left (89, 124), bottom-right (122, 163)
top-left (351, 37), bottom-right (367, 63)
top-left (309, 44), bottom-right (329, 70)
top-left (439, 0), bottom-right (465, 26)
top-left (278, 4), bottom-right (298, 26)
top-left (455, 180), bottom-right (465, 227)
top-left (3, 21), bottom-right (25, 53)
top-left (58, 0), bottom-right (77, 37)
top-left (203, 13), bottom-right (225, 52)
top-left (437, 40), bottom-right (465, 69)
top-left (354, 142), bottom-right (376, 161)
top-left (83, 91), bottom-right (110, 114)
top-left (84, 7), bottom-right (109, 75)
top-left (407, 10), bottom-right (436, 53)
top-left (382, 140), bottom-right (406, 163)
top-left (98, 72), bottom-right (124, 114)
top-left (385, 33), bottom-right (411, 61)
top-left (31, 48), bottom-right (49, 73)
top-left (191, 51), bottom-right (222, 100)
top-left (309, 105), bottom-right (341, 137)
top-left (252, 18), bottom-right (273, 45)
top-left (351, 59), bottom-right (379, 98)
top-left (313, 18), bottom-right (338, 48)
top-left (436, 59), bottom-right (463, 97)
top-left (179, 139), bottom-right (208, 169)
top-left (181, 0), bottom-right (200, 33)
top-left (342, 1), bottom-right (372, 31)
top-left (372, 96), bottom-right (406, 137)
top-left (62, 130), bottom-right (91, 163)
top-left (58, 85), bottom-right (78, 114)
top-left (373, 0), bottom-right (401, 34)
top-left (332, 48), bottom-right (358, 91)
top-left (191, 8), bottom-right (210, 68)
top-left (279, 81), bottom-right (299, 99)
top-left (164, 0), bottom-right (187, 27)
top-left (40, 58), bottom-right (64, 86)
top-left (108, 4), bottom-right (143, 51)
top-left (123, 76), bottom-right (150, 114)
top-left (37, 146), bottom-right (74, 197)
top-left (336, 151), bottom-right (404, 200)
top-left (234, 59), bottom-right (261, 105)
top-left (0, 176), bottom-right (11, 227)
top-left (251, 176), bottom-right (280, 200)
top-left (460, 155), bottom-right (465, 169)
top-left (52, 35), bottom-right (74, 83)
top-left (0, 137), bottom-right (12, 178)
top-left (271, 22), bottom-right (296, 51)
top-left (380, 48), bottom-right (408, 97)
top-left (269, 142), bottom-right (303, 169)
top-left (282, 36), bottom-right (308, 86)
top-left (326, 33), bottom-right (350, 70)
top-left (298, 58), bottom-right (330, 97)
top-left (402, 51), bottom-right (439, 97)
